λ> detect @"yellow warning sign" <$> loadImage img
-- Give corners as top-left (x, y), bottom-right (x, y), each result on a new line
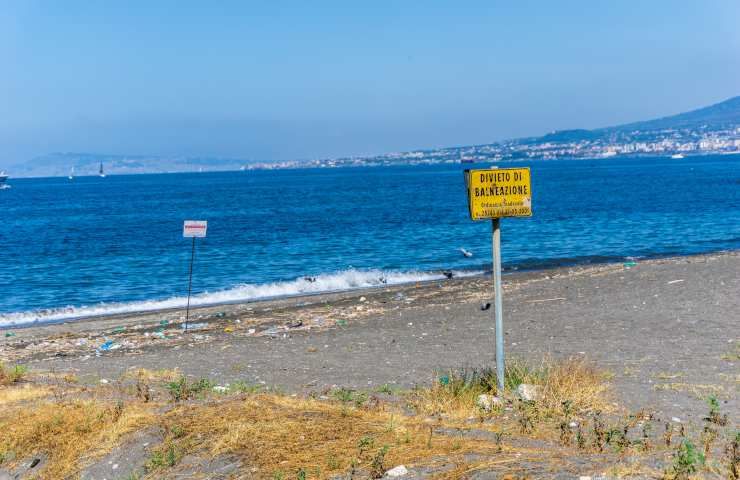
top-left (465, 167), bottom-right (532, 220)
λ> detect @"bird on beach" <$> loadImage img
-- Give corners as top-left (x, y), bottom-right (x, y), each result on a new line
top-left (459, 248), bottom-right (473, 258)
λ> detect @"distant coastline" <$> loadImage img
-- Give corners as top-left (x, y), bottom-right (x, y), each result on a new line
top-left (6, 96), bottom-right (739, 178)
top-left (3, 151), bottom-right (738, 179)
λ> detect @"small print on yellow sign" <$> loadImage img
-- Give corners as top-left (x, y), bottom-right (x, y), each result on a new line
top-left (466, 167), bottom-right (532, 220)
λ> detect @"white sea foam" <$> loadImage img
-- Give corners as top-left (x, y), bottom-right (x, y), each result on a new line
top-left (0, 268), bottom-right (482, 328)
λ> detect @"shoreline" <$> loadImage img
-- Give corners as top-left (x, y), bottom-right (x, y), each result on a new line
top-left (3, 248), bottom-right (738, 331)
top-left (0, 255), bottom-right (642, 362)
top-left (1, 250), bottom-right (736, 353)
top-left (1, 249), bottom-right (737, 425)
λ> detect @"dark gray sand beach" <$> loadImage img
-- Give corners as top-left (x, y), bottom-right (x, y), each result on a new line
top-left (4, 251), bottom-right (738, 423)
top-left (2, 252), bottom-right (739, 479)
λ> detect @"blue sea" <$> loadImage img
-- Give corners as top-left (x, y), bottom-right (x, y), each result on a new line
top-left (2, 155), bottom-right (739, 327)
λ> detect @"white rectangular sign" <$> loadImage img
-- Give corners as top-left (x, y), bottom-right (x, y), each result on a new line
top-left (183, 220), bottom-right (207, 238)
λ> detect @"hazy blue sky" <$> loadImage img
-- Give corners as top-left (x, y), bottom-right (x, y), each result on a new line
top-left (1, 1), bottom-right (739, 166)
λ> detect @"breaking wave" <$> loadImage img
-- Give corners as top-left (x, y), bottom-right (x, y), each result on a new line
top-left (0, 268), bottom-right (482, 328)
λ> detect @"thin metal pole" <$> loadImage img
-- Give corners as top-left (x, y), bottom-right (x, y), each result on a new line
top-left (185, 236), bottom-right (196, 332)
top-left (492, 218), bottom-right (505, 392)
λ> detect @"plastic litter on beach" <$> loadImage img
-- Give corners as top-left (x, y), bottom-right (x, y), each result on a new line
top-left (182, 322), bottom-right (208, 330)
top-left (526, 297), bottom-right (566, 303)
top-left (263, 327), bottom-right (281, 337)
top-left (111, 327), bottom-right (125, 334)
top-left (97, 340), bottom-right (121, 353)
top-left (335, 319), bottom-right (347, 327)
top-left (215, 311), bottom-right (226, 318)
top-left (224, 327), bottom-right (234, 333)
top-left (4, 332), bottom-right (16, 337)
top-left (287, 320), bottom-right (302, 329)
top-left (623, 261), bottom-right (638, 268)
top-left (159, 320), bottom-right (169, 326)
top-left (481, 302), bottom-right (491, 311)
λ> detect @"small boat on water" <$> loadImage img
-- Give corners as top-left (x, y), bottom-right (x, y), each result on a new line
top-left (99, 162), bottom-right (106, 178)
top-left (0, 171), bottom-right (9, 189)
top-left (670, 153), bottom-right (685, 159)
top-left (68, 167), bottom-right (75, 180)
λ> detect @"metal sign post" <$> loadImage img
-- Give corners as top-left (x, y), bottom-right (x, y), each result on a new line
top-left (185, 236), bottom-right (196, 332)
top-left (183, 220), bottom-right (208, 332)
top-left (465, 167), bottom-right (532, 393)
top-left (492, 217), bottom-right (505, 392)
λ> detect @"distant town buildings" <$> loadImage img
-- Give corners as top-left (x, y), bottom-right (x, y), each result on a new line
top-left (243, 125), bottom-right (740, 170)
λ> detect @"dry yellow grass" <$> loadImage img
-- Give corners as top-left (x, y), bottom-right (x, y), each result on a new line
top-left (121, 367), bottom-right (182, 382)
top-left (721, 341), bottom-right (740, 361)
top-left (0, 399), bottom-right (157, 478)
top-left (654, 382), bottom-right (725, 399)
top-left (607, 461), bottom-right (662, 478)
top-left (0, 390), bottom-right (545, 479)
top-left (718, 372), bottom-right (740, 384)
top-left (407, 357), bottom-right (613, 420)
top-left (0, 384), bottom-right (51, 405)
top-left (0, 358), bottom-right (621, 478)
top-left (0, 386), bottom-right (510, 478)
top-left (534, 357), bottom-right (614, 415)
top-left (407, 378), bottom-right (489, 420)
top-left (155, 394), bottom-right (500, 477)
top-left (0, 363), bottom-right (28, 386)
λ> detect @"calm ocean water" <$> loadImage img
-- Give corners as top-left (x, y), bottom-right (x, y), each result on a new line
top-left (1, 155), bottom-right (739, 326)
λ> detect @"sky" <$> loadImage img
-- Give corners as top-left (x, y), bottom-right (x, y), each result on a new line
top-left (1, 0), bottom-right (739, 167)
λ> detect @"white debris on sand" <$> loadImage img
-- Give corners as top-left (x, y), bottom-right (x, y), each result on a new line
top-left (516, 383), bottom-right (541, 402)
top-left (476, 393), bottom-right (503, 411)
top-left (385, 465), bottom-right (409, 477)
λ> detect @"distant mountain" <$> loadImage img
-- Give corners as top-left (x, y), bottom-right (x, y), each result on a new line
top-left (532, 96), bottom-right (740, 143)
top-left (605, 96), bottom-right (740, 132)
top-left (521, 128), bottom-right (599, 144)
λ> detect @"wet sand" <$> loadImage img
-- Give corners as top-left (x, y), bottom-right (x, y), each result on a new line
top-left (2, 251), bottom-right (738, 424)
